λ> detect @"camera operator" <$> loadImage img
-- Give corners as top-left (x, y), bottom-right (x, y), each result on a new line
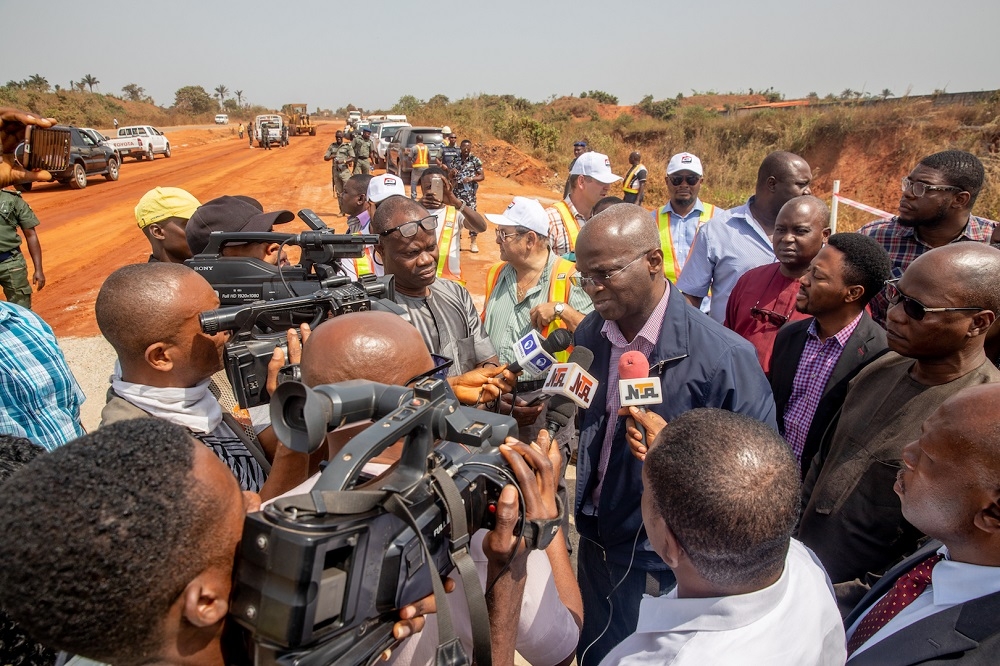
top-left (96, 262), bottom-right (310, 500)
top-left (284, 311), bottom-right (582, 665)
top-left (185, 195), bottom-right (294, 264)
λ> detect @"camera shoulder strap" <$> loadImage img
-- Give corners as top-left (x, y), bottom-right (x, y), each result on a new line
top-left (382, 492), bottom-right (472, 666)
top-left (431, 468), bottom-right (493, 666)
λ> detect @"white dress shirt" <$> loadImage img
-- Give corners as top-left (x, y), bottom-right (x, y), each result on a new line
top-left (846, 545), bottom-right (1000, 659)
top-left (599, 539), bottom-right (846, 665)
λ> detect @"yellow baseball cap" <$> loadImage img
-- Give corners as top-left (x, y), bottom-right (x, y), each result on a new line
top-left (134, 187), bottom-right (202, 229)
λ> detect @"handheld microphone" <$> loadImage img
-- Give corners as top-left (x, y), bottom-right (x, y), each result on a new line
top-left (507, 328), bottom-right (572, 375)
top-left (542, 347), bottom-right (596, 437)
top-left (618, 351), bottom-right (662, 445)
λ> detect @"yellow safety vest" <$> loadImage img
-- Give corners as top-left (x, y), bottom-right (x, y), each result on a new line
top-left (552, 200), bottom-right (581, 252)
top-left (436, 206), bottom-right (463, 284)
top-left (656, 203), bottom-right (716, 282)
top-left (482, 257), bottom-right (575, 362)
top-left (622, 163), bottom-right (647, 194)
top-left (413, 144), bottom-right (429, 169)
top-left (352, 251), bottom-right (373, 277)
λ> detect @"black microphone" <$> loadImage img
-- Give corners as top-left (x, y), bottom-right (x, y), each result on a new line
top-left (545, 346), bottom-right (595, 437)
top-left (507, 328), bottom-right (573, 375)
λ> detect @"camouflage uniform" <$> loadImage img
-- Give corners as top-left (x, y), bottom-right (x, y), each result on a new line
top-left (350, 133), bottom-right (374, 175)
top-left (324, 140), bottom-right (354, 213)
top-left (0, 189), bottom-right (39, 308)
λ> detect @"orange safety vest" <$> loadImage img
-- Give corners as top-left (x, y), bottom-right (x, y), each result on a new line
top-left (412, 144), bottom-right (429, 169)
top-left (552, 200), bottom-right (581, 252)
top-left (622, 163), bottom-right (647, 194)
top-left (656, 203), bottom-right (716, 282)
top-left (436, 206), bottom-right (463, 284)
top-left (482, 257), bottom-right (575, 362)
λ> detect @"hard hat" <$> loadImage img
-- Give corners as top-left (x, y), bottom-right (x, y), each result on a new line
top-left (442, 126), bottom-right (452, 135)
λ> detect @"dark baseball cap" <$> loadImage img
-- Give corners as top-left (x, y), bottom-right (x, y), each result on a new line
top-left (186, 196), bottom-right (294, 255)
top-left (574, 140), bottom-right (588, 147)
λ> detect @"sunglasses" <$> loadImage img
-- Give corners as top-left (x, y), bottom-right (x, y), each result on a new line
top-left (495, 229), bottom-right (526, 243)
top-left (750, 307), bottom-right (790, 327)
top-left (379, 214), bottom-right (438, 238)
top-left (884, 279), bottom-right (985, 321)
top-left (669, 175), bottom-right (701, 187)
top-left (403, 353), bottom-right (454, 386)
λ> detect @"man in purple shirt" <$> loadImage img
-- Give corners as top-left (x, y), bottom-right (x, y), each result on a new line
top-left (770, 233), bottom-right (891, 477)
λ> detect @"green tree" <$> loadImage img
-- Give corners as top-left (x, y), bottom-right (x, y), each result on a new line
top-left (26, 74), bottom-right (49, 92)
top-left (173, 85), bottom-right (216, 114)
top-left (392, 95), bottom-right (424, 115)
top-left (122, 83), bottom-right (146, 102)
top-left (881, 88), bottom-right (893, 99)
top-left (583, 90), bottom-right (618, 105)
top-left (214, 84), bottom-right (229, 103)
top-left (840, 88), bottom-right (854, 100)
top-left (234, 90), bottom-right (244, 107)
top-left (637, 94), bottom-right (677, 120)
top-left (223, 99), bottom-right (239, 113)
top-left (81, 74), bottom-right (100, 93)
top-left (428, 94), bottom-right (450, 106)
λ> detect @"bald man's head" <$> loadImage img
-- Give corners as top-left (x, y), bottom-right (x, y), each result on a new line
top-left (371, 195), bottom-right (427, 235)
top-left (581, 203), bottom-right (661, 256)
top-left (911, 243), bottom-right (1000, 314)
top-left (300, 311), bottom-right (433, 387)
top-left (96, 263), bottom-right (197, 361)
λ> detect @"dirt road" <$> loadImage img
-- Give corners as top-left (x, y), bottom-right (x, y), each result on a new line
top-left (23, 121), bottom-right (559, 336)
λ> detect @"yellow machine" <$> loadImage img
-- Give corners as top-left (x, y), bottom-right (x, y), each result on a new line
top-left (286, 104), bottom-right (316, 136)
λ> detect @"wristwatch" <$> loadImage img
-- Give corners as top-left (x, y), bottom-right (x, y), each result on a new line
top-left (553, 303), bottom-right (565, 319)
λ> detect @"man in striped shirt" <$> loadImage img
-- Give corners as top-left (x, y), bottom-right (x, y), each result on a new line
top-left (0, 301), bottom-right (85, 451)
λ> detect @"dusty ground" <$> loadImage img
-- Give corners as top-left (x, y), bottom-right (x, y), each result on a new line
top-left (24, 120), bottom-right (561, 338)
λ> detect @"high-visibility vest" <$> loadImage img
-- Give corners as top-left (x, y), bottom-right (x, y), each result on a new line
top-left (412, 144), bottom-right (429, 169)
top-left (622, 163), bottom-right (647, 194)
top-left (482, 257), bottom-right (576, 362)
top-left (352, 251), bottom-right (373, 277)
top-left (656, 203), bottom-right (716, 282)
top-left (552, 200), bottom-right (581, 252)
top-left (436, 206), bottom-right (463, 284)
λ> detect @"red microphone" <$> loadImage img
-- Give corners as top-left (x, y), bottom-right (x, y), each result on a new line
top-left (617, 351), bottom-right (662, 446)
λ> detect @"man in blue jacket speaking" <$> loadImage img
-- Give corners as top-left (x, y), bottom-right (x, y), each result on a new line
top-left (570, 204), bottom-right (777, 665)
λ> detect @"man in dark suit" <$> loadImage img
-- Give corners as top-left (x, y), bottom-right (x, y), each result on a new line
top-left (844, 382), bottom-right (1000, 664)
top-left (771, 232), bottom-right (891, 477)
top-left (797, 243), bottom-right (1000, 608)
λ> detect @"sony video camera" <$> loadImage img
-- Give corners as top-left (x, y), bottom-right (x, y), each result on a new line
top-left (186, 209), bottom-right (378, 305)
top-left (231, 377), bottom-right (526, 666)
top-left (200, 284), bottom-right (407, 409)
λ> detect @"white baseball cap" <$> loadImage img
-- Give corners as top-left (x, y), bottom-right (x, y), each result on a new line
top-left (367, 174), bottom-right (406, 203)
top-left (666, 152), bottom-right (704, 177)
top-left (485, 197), bottom-right (549, 237)
top-left (570, 152), bottom-right (622, 184)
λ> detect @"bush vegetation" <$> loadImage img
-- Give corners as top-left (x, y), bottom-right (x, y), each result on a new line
top-left (397, 94), bottom-right (1000, 226)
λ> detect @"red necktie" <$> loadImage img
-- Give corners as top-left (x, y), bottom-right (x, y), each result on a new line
top-left (847, 553), bottom-right (943, 656)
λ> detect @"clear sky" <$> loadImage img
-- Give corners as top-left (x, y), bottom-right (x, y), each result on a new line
top-left (6, 0), bottom-right (998, 112)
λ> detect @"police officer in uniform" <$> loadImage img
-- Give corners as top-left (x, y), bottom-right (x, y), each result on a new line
top-left (0, 188), bottom-right (45, 308)
top-left (350, 127), bottom-right (374, 175)
top-left (324, 131), bottom-right (353, 215)
top-left (437, 127), bottom-right (460, 172)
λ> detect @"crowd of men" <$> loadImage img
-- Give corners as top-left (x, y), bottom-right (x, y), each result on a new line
top-left (3, 102), bottom-right (1000, 665)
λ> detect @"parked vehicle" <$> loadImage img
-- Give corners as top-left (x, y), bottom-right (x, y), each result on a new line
top-left (386, 127), bottom-right (444, 182)
top-left (79, 128), bottom-right (143, 162)
top-left (371, 121), bottom-right (410, 168)
top-left (346, 110), bottom-right (362, 128)
top-left (15, 125), bottom-right (119, 191)
top-left (254, 114), bottom-right (283, 148)
top-left (116, 125), bottom-right (171, 160)
top-left (215, 114), bottom-right (229, 124)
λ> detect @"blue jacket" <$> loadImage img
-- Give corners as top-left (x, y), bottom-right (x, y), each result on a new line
top-left (573, 281), bottom-right (777, 569)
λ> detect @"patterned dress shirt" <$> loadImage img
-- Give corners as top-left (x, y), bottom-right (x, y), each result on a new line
top-left (782, 312), bottom-right (864, 461)
top-left (859, 215), bottom-right (998, 326)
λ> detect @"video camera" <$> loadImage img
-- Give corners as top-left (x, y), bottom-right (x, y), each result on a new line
top-left (186, 209), bottom-right (378, 305)
top-left (232, 377), bottom-right (528, 666)
top-left (200, 284), bottom-right (407, 409)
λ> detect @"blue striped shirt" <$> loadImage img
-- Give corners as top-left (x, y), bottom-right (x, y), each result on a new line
top-left (0, 302), bottom-right (85, 450)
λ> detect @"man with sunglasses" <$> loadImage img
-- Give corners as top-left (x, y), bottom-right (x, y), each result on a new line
top-left (860, 150), bottom-right (999, 327)
top-left (547, 152), bottom-right (623, 257)
top-left (677, 151), bottom-right (813, 324)
top-left (373, 195), bottom-right (501, 380)
top-left (653, 153), bottom-right (717, 306)
top-left (724, 195), bottom-right (830, 374)
top-left (570, 204), bottom-right (776, 665)
top-left (797, 243), bottom-right (1000, 612)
